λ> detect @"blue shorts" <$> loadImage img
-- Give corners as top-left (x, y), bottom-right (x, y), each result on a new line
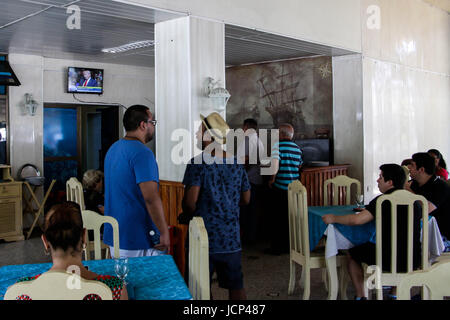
top-left (209, 251), bottom-right (244, 290)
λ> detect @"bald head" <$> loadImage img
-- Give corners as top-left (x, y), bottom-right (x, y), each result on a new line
top-left (279, 123), bottom-right (294, 140)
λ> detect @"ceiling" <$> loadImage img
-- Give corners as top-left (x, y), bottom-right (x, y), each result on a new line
top-left (0, 0), bottom-right (355, 68)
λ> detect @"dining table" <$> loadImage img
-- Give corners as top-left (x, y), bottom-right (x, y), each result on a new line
top-left (0, 255), bottom-right (192, 300)
top-left (308, 205), bottom-right (445, 300)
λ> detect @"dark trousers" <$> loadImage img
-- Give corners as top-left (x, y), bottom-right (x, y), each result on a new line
top-left (239, 183), bottom-right (260, 245)
top-left (269, 186), bottom-right (290, 253)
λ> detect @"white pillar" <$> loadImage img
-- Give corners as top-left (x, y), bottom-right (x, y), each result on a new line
top-left (155, 16), bottom-right (225, 181)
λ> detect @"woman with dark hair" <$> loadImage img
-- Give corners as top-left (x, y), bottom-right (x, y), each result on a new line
top-left (14, 202), bottom-right (128, 300)
top-left (428, 149), bottom-right (448, 180)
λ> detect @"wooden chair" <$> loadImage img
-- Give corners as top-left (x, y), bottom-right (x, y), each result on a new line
top-left (81, 210), bottom-right (120, 260)
top-left (287, 180), bottom-right (347, 300)
top-left (324, 175), bottom-right (361, 206)
top-left (66, 177), bottom-right (85, 210)
top-left (4, 271), bottom-right (113, 300)
top-left (363, 190), bottom-right (429, 300)
top-left (188, 217), bottom-right (210, 300)
top-left (397, 260), bottom-right (450, 300)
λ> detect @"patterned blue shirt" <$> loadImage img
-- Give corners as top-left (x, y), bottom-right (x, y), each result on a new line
top-left (271, 140), bottom-right (303, 190)
top-left (182, 154), bottom-right (251, 254)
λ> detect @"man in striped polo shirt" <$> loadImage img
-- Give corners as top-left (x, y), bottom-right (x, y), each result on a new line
top-left (265, 123), bottom-right (303, 255)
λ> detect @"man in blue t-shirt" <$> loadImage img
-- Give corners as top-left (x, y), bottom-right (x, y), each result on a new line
top-left (182, 112), bottom-right (251, 300)
top-left (103, 105), bottom-right (169, 258)
top-left (266, 123), bottom-right (303, 255)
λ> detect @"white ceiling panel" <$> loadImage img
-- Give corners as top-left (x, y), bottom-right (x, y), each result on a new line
top-left (0, 0), bottom-right (356, 67)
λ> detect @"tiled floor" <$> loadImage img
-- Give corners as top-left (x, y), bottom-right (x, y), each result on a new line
top-left (0, 234), bottom-right (355, 300)
top-left (211, 241), bottom-right (356, 300)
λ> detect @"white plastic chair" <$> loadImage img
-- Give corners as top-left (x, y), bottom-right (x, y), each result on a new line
top-left (363, 190), bottom-right (429, 300)
top-left (188, 217), bottom-right (210, 300)
top-left (4, 271), bottom-right (113, 300)
top-left (66, 177), bottom-right (85, 210)
top-left (287, 180), bottom-right (347, 300)
top-left (324, 175), bottom-right (361, 206)
top-left (81, 210), bottom-right (120, 260)
top-left (397, 260), bottom-right (450, 300)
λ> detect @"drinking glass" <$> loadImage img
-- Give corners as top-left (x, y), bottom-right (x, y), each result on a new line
top-left (114, 258), bottom-right (129, 285)
top-left (356, 195), bottom-right (364, 208)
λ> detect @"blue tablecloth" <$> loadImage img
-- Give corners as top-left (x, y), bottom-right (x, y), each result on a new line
top-left (0, 255), bottom-right (192, 300)
top-left (308, 205), bottom-right (376, 251)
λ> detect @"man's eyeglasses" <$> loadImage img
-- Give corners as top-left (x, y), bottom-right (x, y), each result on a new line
top-left (147, 119), bottom-right (157, 126)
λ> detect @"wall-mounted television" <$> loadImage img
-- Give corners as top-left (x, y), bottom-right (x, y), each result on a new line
top-left (67, 67), bottom-right (103, 94)
top-left (295, 138), bottom-right (331, 166)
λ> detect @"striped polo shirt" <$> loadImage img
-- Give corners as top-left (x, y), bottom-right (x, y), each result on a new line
top-left (271, 140), bottom-right (303, 190)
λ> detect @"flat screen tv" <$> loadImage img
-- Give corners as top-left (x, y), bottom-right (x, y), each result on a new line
top-left (0, 61), bottom-right (21, 86)
top-left (295, 138), bottom-right (331, 166)
top-left (67, 67), bottom-right (103, 94)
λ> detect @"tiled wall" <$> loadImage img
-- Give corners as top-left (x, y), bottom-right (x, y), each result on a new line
top-left (361, 0), bottom-right (450, 198)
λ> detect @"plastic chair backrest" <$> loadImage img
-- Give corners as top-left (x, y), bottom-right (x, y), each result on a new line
top-left (4, 271), bottom-right (113, 300)
top-left (288, 180), bottom-right (310, 258)
top-left (188, 217), bottom-right (210, 300)
top-left (398, 261), bottom-right (450, 300)
top-left (375, 190), bottom-right (429, 274)
top-left (66, 177), bottom-right (85, 210)
top-left (324, 175), bottom-right (361, 206)
top-left (81, 210), bottom-right (120, 260)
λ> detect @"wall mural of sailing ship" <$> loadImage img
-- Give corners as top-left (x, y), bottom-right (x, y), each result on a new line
top-left (226, 56), bottom-right (333, 140)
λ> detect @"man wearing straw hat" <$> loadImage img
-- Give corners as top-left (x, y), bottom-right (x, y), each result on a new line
top-left (182, 112), bottom-right (251, 300)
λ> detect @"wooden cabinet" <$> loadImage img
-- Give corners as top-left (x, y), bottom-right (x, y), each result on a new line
top-left (159, 180), bottom-right (187, 277)
top-left (300, 164), bottom-right (351, 206)
top-left (0, 182), bottom-right (24, 241)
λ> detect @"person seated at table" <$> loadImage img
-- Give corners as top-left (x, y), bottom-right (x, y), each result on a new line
top-left (322, 164), bottom-right (422, 300)
top-left (406, 152), bottom-right (450, 251)
top-left (427, 149), bottom-right (448, 181)
top-left (82, 169), bottom-right (105, 215)
top-left (12, 202), bottom-right (128, 300)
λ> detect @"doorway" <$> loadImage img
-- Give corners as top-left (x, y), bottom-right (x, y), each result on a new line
top-left (43, 103), bottom-right (119, 197)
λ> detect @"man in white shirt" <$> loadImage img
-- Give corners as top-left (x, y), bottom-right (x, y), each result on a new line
top-left (236, 118), bottom-right (265, 245)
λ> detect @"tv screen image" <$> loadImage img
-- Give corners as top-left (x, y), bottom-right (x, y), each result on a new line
top-left (295, 139), bottom-right (330, 166)
top-left (68, 67), bottom-right (103, 94)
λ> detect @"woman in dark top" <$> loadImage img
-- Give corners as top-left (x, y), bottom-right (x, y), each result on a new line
top-left (428, 149), bottom-right (448, 181)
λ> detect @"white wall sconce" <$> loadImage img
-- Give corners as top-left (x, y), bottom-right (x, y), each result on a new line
top-left (24, 93), bottom-right (38, 116)
top-left (207, 77), bottom-right (230, 111)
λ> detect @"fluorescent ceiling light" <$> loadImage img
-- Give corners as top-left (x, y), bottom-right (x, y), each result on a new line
top-left (102, 40), bottom-right (155, 53)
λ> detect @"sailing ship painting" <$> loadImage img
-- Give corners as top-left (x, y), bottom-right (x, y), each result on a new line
top-left (225, 56), bottom-right (333, 139)
top-left (257, 63), bottom-right (307, 138)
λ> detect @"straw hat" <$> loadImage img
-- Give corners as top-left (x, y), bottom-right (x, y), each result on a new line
top-left (200, 112), bottom-right (230, 145)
